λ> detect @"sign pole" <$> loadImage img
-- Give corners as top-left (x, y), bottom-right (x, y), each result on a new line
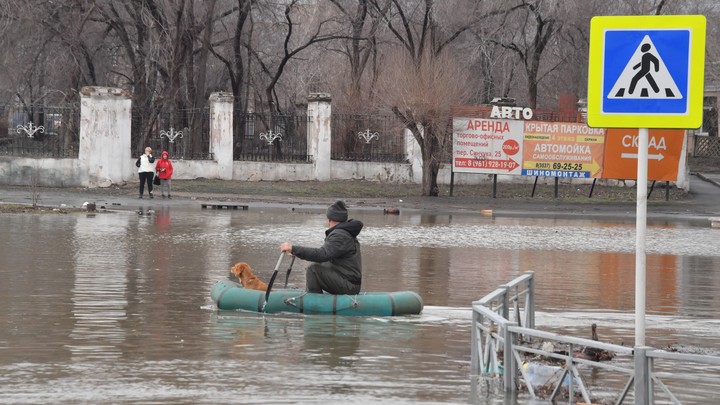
top-left (587, 16), bottom-right (705, 401)
top-left (635, 127), bottom-right (649, 346)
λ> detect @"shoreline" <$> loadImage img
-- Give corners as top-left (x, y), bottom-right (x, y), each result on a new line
top-left (2, 174), bottom-right (719, 222)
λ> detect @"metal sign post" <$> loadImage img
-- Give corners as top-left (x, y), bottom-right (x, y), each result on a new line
top-left (588, 15), bottom-right (705, 404)
top-left (587, 15), bottom-right (706, 349)
top-left (635, 128), bottom-right (649, 345)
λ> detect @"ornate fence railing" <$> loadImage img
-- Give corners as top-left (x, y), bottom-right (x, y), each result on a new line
top-left (234, 112), bottom-right (310, 162)
top-left (131, 107), bottom-right (212, 160)
top-left (0, 103), bottom-right (80, 158)
top-left (331, 113), bottom-right (407, 163)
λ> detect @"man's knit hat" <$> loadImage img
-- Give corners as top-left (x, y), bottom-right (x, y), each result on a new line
top-left (326, 200), bottom-right (348, 222)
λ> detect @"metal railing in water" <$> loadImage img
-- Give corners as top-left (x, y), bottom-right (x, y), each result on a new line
top-left (471, 273), bottom-right (720, 404)
top-left (471, 271), bottom-right (536, 377)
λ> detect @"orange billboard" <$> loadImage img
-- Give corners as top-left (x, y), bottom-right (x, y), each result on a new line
top-left (522, 121), bottom-right (606, 179)
top-left (602, 129), bottom-right (685, 181)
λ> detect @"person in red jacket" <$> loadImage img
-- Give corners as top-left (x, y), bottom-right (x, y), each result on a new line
top-left (155, 151), bottom-right (174, 199)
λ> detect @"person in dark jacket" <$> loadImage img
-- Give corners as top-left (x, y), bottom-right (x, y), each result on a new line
top-left (280, 200), bottom-right (363, 294)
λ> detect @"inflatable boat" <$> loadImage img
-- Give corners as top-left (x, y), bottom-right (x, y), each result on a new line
top-left (211, 279), bottom-right (424, 316)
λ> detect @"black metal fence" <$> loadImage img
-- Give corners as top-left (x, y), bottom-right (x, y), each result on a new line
top-left (131, 107), bottom-right (212, 160)
top-left (694, 135), bottom-right (720, 157)
top-left (331, 113), bottom-right (407, 162)
top-left (0, 103), bottom-right (80, 158)
top-left (233, 112), bottom-right (310, 162)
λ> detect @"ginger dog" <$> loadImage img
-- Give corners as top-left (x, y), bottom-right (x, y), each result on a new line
top-left (230, 262), bottom-right (269, 291)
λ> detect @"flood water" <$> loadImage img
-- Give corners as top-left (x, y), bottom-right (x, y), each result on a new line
top-left (1, 205), bottom-right (719, 404)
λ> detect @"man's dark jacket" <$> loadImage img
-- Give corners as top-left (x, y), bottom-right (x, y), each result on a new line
top-left (290, 219), bottom-right (363, 285)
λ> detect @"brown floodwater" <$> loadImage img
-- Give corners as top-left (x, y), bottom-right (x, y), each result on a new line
top-left (1, 206), bottom-right (719, 404)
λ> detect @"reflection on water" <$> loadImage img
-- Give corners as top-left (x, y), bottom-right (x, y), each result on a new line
top-left (0, 208), bottom-right (719, 404)
top-left (69, 214), bottom-right (129, 360)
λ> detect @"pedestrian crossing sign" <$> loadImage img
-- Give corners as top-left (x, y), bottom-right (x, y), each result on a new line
top-left (587, 15), bottom-right (706, 129)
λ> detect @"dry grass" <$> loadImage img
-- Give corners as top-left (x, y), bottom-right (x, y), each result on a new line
top-left (172, 179), bottom-right (421, 198)
top-left (165, 178), bottom-right (688, 204)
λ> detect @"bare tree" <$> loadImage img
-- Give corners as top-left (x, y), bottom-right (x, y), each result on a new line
top-left (368, 0), bottom-right (515, 196)
top-left (248, 0), bottom-right (349, 116)
top-left (205, 0), bottom-right (254, 158)
top-left (94, 0), bottom-right (223, 155)
top-left (377, 50), bottom-right (471, 196)
top-left (490, 0), bottom-right (565, 109)
top-left (94, 1), bottom-right (164, 151)
top-left (162, 0), bottom-right (218, 155)
top-left (40, 0), bottom-right (99, 152)
top-left (327, 0), bottom-right (388, 107)
top-left (209, 0), bottom-right (253, 107)
top-left (465, 17), bottom-right (521, 104)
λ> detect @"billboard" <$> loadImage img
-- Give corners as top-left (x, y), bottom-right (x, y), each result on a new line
top-left (452, 118), bottom-right (523, 175)
top-left (602, 129), bottom-right (685, 181)
top-left (522, 121), bottom-right (605, 179)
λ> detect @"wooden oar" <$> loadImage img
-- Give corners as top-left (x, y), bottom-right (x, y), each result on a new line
top-left (262, 253), bottom-right (288, 312)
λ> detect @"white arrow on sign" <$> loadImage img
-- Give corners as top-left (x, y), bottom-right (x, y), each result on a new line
top-left (621, 152), bottom-right (664, 161)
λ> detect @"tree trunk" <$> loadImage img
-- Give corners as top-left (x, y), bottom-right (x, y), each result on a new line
top-left (231, 0), bottom-right (252, 157)
top-left (421, 126), bottom-right (441, 196)
top-left (421, 152), bottom-right (440, 196)
top-left (406, 121), bottom-right (440, 197)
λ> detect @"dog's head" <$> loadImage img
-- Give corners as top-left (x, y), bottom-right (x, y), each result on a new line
top-left (230, 262), bottom-right (253, 280)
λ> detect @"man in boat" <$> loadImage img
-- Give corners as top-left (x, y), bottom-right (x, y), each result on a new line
top-left (279, 200), bottom-right (363, 295)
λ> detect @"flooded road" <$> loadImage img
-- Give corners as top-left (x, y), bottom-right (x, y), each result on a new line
top-left (1, 206), bottom-right (719, 404)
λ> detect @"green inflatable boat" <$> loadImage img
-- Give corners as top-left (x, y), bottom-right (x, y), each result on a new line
top-left (211, 279), bottom-right (424, 316)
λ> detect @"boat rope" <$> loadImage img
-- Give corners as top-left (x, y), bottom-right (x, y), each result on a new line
top-left (284, 291), bottom-right (308, 308)
top-left (344, 294), bottom-right (360, 308)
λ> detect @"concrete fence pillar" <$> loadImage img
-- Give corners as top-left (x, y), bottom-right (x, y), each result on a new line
top-left (79, 86), bottom-right (132, 188)
top-left (307, 93), bottom-right (332, 181)
top-left (209, 92), bottom-right (234, 180)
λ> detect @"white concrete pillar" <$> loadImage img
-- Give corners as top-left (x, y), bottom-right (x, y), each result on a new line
top-left (79, 87), bottom-right (132, 187)
top-left (676, 131), bottom-right (690, 190)
top-left (405, 126), bottom-right (423, 184)
top-left (209, 92), bottom-right (234, 180)
top-left (307, 93), bottom-right (332, 181)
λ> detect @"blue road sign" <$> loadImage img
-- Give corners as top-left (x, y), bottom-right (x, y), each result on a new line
top-left (602, 29), bottom-right (689, 114)
top-left (587, 15), bottom-right (706, 129)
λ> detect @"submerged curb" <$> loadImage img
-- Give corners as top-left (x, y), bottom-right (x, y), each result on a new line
top-left (696, 172), bottom-right (720, 188)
